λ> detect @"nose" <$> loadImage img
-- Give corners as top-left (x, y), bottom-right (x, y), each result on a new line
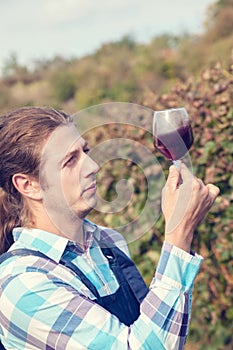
top-left (83, 153), bottom-right (100, 177)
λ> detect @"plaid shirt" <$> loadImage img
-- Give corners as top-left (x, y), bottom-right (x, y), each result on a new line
top-left (0, 220), bottom-right (203, 349)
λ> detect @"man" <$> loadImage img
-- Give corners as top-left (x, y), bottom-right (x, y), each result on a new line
top-left (0, 107), bottom-right (219, 349)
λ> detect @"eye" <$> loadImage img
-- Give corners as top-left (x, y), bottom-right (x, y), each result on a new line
top-left (64, 154), bottom-right (77, 167)
top-left (84, 147), bottom-right (90, 154)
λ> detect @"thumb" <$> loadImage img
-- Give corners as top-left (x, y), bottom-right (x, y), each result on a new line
top-left (166, 165), bottom-right (180, 191)
top-left (207, 183), bottom-right (220, 202)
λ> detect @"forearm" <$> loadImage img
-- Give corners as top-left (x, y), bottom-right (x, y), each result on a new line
top-left (141, 242), bottom-right (203, 349)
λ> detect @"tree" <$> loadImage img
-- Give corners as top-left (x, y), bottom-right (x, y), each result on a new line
top-left (204, 0), bottom-right (233, 41)
top-left (2, 52), bottom-right (28, 78)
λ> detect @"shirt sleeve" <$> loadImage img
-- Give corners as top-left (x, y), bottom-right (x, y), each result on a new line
top-left (135, 242), bottom-right (203, 349)
top-left (0, 242), bottom-right (203, 350)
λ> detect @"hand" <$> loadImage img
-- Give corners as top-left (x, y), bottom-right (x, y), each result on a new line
top-left (162, 163), bottom-right (220, 252)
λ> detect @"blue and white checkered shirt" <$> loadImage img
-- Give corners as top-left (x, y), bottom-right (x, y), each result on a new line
top-left (0, 220), bottom-right (203, 349)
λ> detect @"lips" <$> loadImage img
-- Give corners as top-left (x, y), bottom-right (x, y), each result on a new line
top-left (83, 182), bottom-right (97, 193)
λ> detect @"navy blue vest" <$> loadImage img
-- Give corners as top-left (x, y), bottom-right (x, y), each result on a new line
top-left (0, 245), bottom-right (149, 348)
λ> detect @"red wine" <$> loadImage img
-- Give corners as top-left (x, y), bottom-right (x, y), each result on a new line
top-left (154, 124), bottom-right (193, 160)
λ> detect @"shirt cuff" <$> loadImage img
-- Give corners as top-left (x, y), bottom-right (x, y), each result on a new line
top-left (150, 241), bottom-right (203, 292)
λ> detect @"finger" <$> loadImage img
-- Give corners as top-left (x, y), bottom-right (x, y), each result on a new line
top-left (179, 163), bottom-right (195, 183)
top-left (206, 184), bottom-right (220, 201)
top-left (166, 165), bottom-right (180, 191)
top-left (196, 178), bottom-right (205, 190)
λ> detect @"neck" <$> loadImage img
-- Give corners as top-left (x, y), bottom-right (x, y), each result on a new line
top-left (30, 202), bottom-right (85, 246)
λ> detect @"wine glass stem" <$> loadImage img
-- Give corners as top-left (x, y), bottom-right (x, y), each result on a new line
top-left (172, 159), bottom-right (181, 170)
top-left (172, 160), bottom-right (183, 185)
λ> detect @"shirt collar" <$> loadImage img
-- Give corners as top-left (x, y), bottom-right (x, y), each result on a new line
top-left (12, 219), bottom-right (99, 263)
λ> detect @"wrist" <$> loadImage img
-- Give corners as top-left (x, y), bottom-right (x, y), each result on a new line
top-left (164, 225), bottom-right (194, 253)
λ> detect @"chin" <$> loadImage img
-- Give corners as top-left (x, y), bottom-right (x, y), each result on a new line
top-left (74, 197), bottom-right (97, 219)
top-left (77, 206), bottom-right (94, 219)
top-left (83, 193), bottom-right (97, 207)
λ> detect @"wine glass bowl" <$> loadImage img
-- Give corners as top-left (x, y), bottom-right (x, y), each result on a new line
top-left (153, 107), bottom-right (194, 163)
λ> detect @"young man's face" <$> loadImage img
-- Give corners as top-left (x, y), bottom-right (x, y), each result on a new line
top-left (40, 123), bottom-right (99, 224)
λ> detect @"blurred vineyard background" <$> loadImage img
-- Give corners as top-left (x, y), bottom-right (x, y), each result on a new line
top-left (0, 0), bottom-right (232, 349)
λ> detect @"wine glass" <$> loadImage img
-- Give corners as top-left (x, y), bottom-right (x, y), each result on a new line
top-left (153, 107), bottom-right (194, 169)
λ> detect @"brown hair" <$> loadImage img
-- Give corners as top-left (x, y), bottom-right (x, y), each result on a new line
top-left (0, 106), bottom-right (73, 253)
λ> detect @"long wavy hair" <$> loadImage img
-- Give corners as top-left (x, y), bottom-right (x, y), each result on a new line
top-left (0, 106), bottom-right (73, 253)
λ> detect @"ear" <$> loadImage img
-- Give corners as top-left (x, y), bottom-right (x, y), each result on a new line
top-left (12, 173), bottom-right (42, 201)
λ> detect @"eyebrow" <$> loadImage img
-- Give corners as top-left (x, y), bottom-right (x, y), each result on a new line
top-left (60, 141), bottom-right (89, 166)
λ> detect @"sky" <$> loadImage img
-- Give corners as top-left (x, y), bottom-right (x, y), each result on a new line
top-left (0, 0), bottom-right (215, 71)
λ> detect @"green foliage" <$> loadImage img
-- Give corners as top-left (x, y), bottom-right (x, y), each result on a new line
top-left (50, 70), bottom-right (77, 102)
top-left (0, 84), bottom-right (11, 108)
top-left (1, 6), bottom-right (232, 110)
top-left (203, 0), bottom-right (233, 43)
top-left (2, 52), bottom-right (28, 78)
top-left (142, 62), bottom-right (233, 349)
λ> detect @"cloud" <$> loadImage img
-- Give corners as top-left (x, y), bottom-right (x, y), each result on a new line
top-left (42, 0), bottom-right (92, 24)
top-left (0, 0), bottom-right (214, 69)
top-left (41, 0), bottom-right (136, 25)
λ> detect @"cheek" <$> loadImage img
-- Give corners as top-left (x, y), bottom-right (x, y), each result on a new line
top-left (61, 170), bottom-right (82, 195)
top-left (40, 160), bottom-right (61, 189)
